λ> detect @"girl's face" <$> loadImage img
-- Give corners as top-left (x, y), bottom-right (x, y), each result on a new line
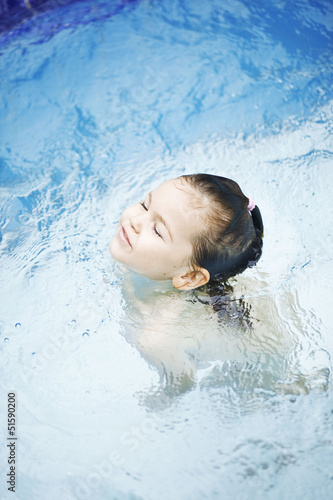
top-left (109, 178), bottom-right (202, 283)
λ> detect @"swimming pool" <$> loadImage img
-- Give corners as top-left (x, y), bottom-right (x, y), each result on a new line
top-left (1, 0), bottom-right (333, 498)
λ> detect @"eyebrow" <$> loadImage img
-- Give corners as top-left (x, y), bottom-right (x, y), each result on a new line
top-left (148, 192), bottom-right (173, 242)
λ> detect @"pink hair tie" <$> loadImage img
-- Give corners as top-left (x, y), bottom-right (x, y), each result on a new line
top-left (247, 197), bottom-right (256, 211)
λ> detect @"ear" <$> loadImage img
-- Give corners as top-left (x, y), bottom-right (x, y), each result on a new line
top-left (172, 267), bottom-right (210, 291)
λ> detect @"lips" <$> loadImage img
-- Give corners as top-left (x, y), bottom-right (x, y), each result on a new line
top-left (119, 226), bottom-right (132, 247)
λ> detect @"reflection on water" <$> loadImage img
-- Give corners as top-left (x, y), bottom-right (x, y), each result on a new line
top-left (120, 258), bottom-right (330, 404)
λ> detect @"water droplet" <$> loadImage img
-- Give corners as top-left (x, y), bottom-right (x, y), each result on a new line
top-left (16, 211), bottom-right (31, 225)
top-left (82, 332), bottom-right (89, 337)
top-left (4, 338), bottom-right (9, 342)
top-left (15, 323), bottom-right (21, 328)
top-left (87, 180), bottom-right (97, 191)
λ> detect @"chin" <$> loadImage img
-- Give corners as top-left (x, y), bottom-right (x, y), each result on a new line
top-left (108, 239), bottom-right (114, 256)
top-left (109, 239), bottom-right (130, 271)
top-left (109, 238), bottom-right (120, 260)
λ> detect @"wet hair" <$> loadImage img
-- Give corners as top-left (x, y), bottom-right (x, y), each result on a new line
top-left (181, 173), bottom-right (264, 283)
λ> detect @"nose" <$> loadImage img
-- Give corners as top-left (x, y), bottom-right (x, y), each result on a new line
top-left (130, 212), bottom-right (144, 234)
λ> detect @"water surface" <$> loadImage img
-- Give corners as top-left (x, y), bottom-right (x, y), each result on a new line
top-left (0, 1), bottom-right (333, 499)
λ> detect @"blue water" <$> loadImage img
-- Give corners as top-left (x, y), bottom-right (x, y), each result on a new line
top-left (1, 1), bottom-right (333, 499)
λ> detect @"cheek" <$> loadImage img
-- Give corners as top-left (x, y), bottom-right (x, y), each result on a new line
top-left (135, 236), bottom-right (163, 261)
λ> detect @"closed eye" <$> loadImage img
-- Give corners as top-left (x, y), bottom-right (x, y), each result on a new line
top-left (140, 201), bottom-right (162, 238)
top-left (153, 225), bottom-right (162, 238)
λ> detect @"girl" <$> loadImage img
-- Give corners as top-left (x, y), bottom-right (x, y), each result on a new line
top-left (109, 176), bottom-right (328, 398)
top-left (109, 174), bottom-right (267, 396)
top-left (109, 173), bottom-right (264, 290)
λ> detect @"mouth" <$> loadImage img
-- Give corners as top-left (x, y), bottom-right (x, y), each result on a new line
top-left (119, 225), bottom-right (132, 247)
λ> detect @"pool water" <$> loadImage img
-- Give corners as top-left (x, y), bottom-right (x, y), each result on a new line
top-left (1, 0), bottom-right (333, 499)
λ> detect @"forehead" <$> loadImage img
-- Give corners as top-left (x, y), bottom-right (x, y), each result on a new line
top-left (152, 179), bottom-right (199, 238)
top-left (154, 178), bottom-right (188, 203)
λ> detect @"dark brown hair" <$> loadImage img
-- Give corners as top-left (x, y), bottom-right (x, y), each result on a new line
top-left (181, 173), bottom-right (264, 282)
